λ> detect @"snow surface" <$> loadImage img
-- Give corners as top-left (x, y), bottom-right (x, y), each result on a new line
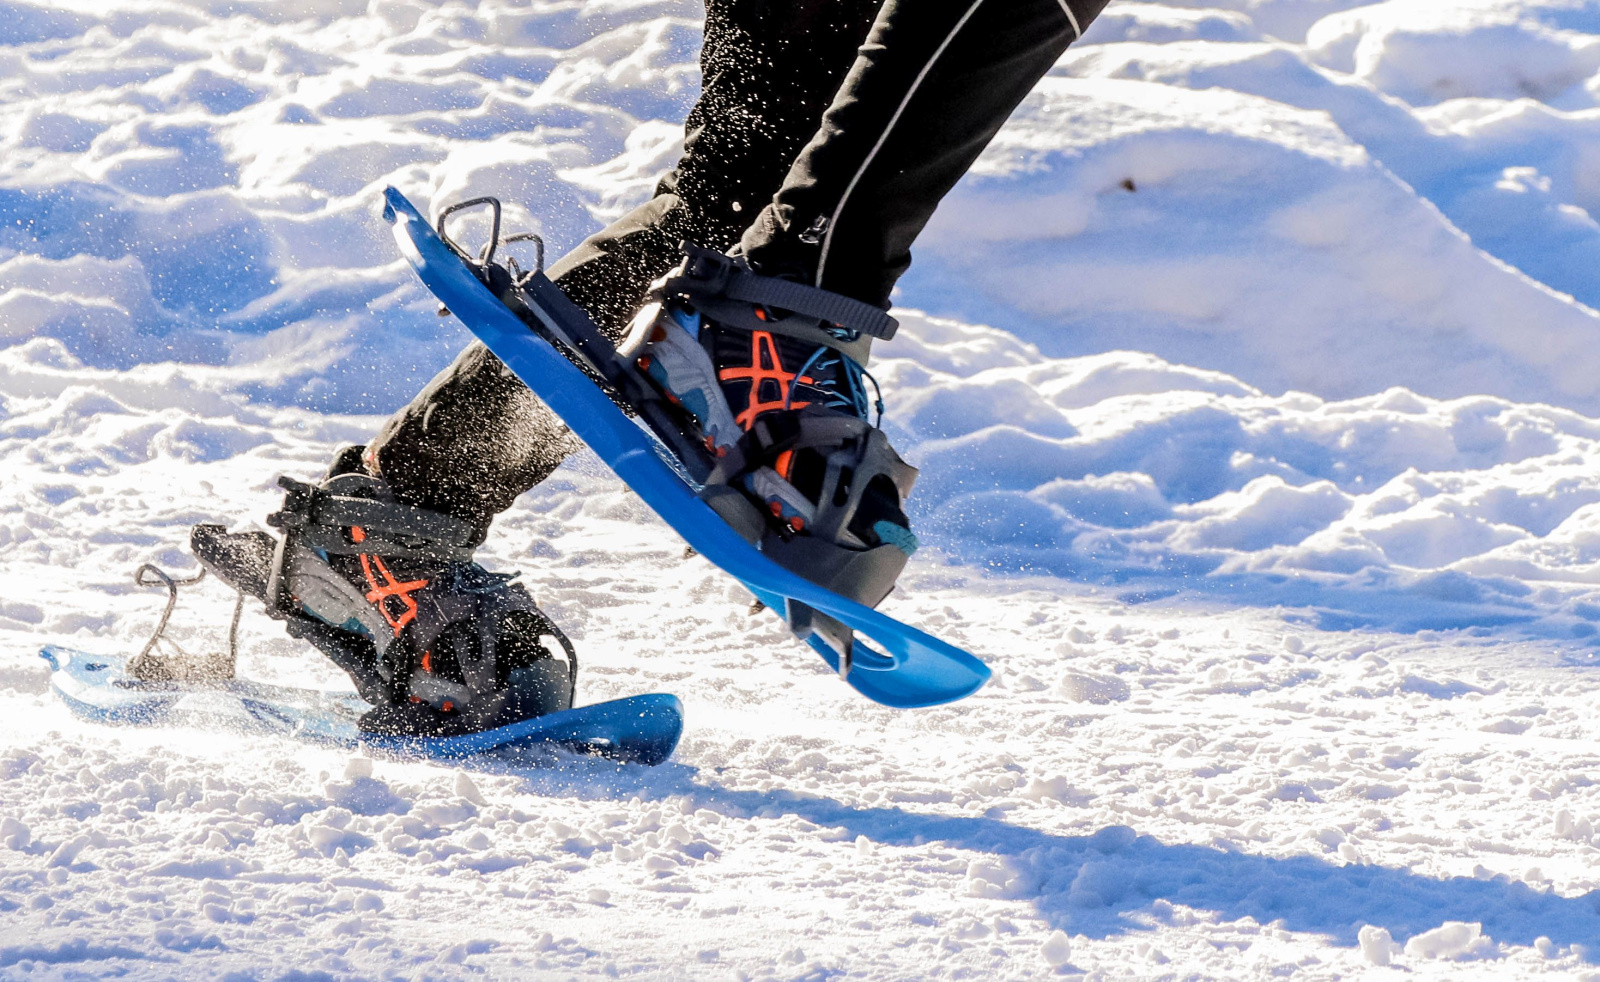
top-left (7, 0), bottom-right (1600, 978)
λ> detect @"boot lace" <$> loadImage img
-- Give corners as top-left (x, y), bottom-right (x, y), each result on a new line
top-left (785, 328), bottom-right (885, 427)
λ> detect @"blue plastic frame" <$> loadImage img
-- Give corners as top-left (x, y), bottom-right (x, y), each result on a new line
top-left (41, 646), bottom-right (683, 765)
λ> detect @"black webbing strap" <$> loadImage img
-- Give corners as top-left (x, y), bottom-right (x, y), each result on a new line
top-left (670, 244), bottom-right (898, 341)
top-left (705, 412), bottom-right (874, 488)
top-left (269, 477), bottom-right (476, 562)
top-left (722, 274), bottom-right (898, 340)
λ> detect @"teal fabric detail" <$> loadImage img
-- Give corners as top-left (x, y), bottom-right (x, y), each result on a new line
top-left (873, 520), bottom-right (919, 556)
top-left (681, 388), bottom-right (712, 422)
top-left (669, 305), bottom-right (701, 339)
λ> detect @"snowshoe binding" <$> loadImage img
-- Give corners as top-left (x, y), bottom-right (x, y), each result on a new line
top-left (617, 247), bottom-right (920, 653)
top-left (191, 446), bottom-right (576, 737)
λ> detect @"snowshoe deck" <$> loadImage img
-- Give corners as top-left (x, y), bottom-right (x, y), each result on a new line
top-left (383, 187), bottom-right (990, 709)
top-left (40, 646), bottom-right (683, 766)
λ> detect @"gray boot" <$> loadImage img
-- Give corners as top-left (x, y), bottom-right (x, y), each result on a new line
top-left (192, 447), bottom-right (574, 737)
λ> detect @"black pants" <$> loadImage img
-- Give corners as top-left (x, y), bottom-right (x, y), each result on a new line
top-left (366, 0), bottom-right (1105, 539)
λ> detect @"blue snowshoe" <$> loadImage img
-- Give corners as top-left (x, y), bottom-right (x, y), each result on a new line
top-left (386, 189), bottom-right (990, 708)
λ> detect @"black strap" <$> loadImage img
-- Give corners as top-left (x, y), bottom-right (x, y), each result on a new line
top-left (269, 477), bottom-right (476, 563)
top-left (706, 412), bottom-right (874, 487)
top-left (670, 244), bottom-right (898, 340)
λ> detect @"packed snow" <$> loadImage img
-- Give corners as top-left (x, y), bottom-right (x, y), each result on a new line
top-left (5, 0), bottom-right (1600, 977)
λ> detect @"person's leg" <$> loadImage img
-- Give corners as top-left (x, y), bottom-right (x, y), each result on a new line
top-left (607, 0), bottom-right (1104, 620)
top-left (363, 0), bottom-right (882, 541)
top-left (551, 0), bottom-right (885, 335)
top-left (739, 0), bottom-right (1107, 307)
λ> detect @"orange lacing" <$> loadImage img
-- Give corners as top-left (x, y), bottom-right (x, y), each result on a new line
top-left (717, 330), bottom-right (813, 431)
top-left (359, 552), bottom-right (429, 637)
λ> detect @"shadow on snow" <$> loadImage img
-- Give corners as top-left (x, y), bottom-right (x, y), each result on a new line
top-left (499, 757), bottom-right (1600, 957)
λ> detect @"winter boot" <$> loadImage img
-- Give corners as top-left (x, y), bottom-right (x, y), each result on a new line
top-left (191, 446), bottom-right (574, 737)
top-left (617, 245), bottom-right (920, 653)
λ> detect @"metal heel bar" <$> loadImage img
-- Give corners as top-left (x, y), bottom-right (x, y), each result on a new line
top-left (128, 564), bottom-right (241, 683)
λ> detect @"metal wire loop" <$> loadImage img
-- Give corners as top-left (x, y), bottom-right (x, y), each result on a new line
top-left (503, 231), bottom-right (545, 275)
top-left (437, 197), bottom-right (503, 266)
top-left (129, 564), bottom-right (241, 682)
top-left (132, 564), bottom-right (204, 667)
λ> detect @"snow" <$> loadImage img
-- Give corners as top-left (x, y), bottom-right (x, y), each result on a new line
top-left (6, 0), bottom-right (1600, 977)
top-left (1357, 923), bottom-right (1398, 965)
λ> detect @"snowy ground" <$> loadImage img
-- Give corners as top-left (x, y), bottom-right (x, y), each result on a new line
top-left (6, 0), bottom-right (1600, 978)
